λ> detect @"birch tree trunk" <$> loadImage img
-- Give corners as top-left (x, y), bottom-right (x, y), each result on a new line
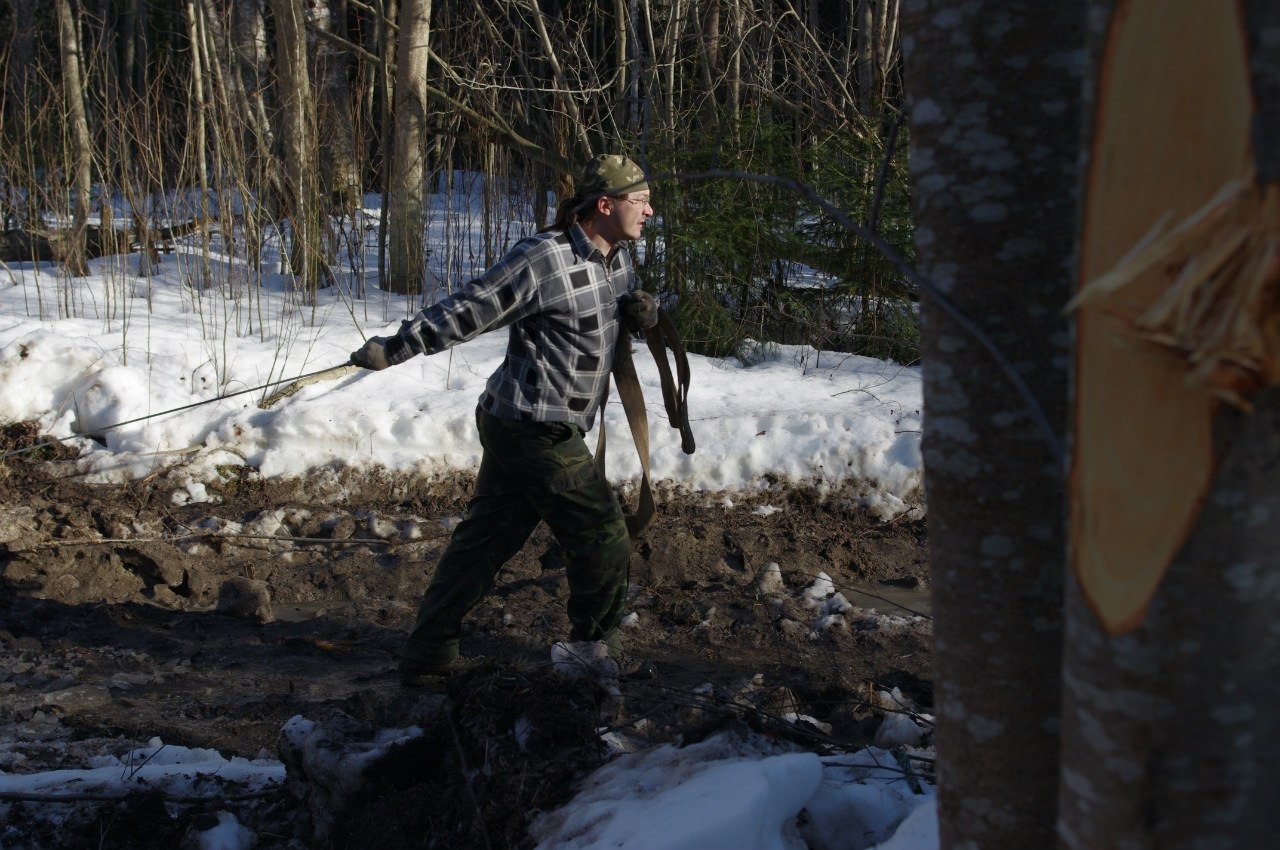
top-left (54, 0), bottom-right (93, 277)
top-left (900, 1), bottom-right (1083, 846)
top-left (184, 2), bottom-right (210, 208)
top-left (725, 0), bottom-right (743, 136)
top-left (227, 0), bottom-right (277, 272)
top-left (387, 0), bottom-right (431, 294)
top-left (229, 0), bottom-right (274, 188)
top-left (857, 0), bottom-right (900, 116)
top-left (184, 0), bottom-right (213, 284)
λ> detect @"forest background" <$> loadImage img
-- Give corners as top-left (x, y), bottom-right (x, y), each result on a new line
top-left (0, 0), bottom-right (916, 368)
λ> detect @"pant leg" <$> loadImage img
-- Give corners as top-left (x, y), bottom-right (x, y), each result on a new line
top-left (402, 407), bottom-right (631, 663)
top-left (401, 412), bottom-right (541, 664)
top-left (472, 412), bottom-right (632, 646)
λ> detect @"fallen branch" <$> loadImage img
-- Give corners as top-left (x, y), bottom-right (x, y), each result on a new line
top-left (0, 218), bottom-right (217, 264)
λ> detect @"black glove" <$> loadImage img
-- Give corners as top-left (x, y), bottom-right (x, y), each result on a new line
top-left (622, 290), bottom-right (659, 333)
top-left (351, 336), bottom-right (392, 371)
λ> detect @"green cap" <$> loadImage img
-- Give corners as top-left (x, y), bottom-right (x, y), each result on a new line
top-left (577, 154), bottom-right (648, 199)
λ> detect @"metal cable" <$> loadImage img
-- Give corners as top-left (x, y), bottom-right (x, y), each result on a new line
top-left (0, 362), bottom-right (354, 461)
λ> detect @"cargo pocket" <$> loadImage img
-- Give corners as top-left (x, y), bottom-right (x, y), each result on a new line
top-left (539, 423), bottom-right (595, 494)
top-left (546, 452), bottom-right (599, 494)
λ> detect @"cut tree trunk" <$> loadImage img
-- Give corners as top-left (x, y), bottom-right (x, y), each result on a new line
top-left (1060, 0), bottom-right (1280, 846)
top-left (1070, 0), bottom-right (1253, 635)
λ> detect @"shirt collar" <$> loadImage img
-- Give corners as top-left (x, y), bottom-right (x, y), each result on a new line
top-left (568, 222), bottom-right (614, 263)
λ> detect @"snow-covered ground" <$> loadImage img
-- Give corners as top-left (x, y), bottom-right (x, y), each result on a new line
top-left (0, 181), bottom-right (932, 848)
top-left (0, 709), bottom-right (934, 850)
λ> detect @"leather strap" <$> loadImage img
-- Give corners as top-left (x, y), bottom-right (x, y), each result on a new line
top-left (644, 309), bottom-right (696, 455)
top-left (595, 307), bottom-right (696, 539)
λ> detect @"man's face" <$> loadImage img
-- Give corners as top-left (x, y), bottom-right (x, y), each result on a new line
top-left (604, 191), bottom-right (653, 242)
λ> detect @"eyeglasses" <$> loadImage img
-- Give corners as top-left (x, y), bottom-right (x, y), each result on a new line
top-left (617, 196), bottom-right (652, 207)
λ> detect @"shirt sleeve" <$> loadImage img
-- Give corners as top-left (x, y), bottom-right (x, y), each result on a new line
top-left (383, 247), bottom-right (541, 365)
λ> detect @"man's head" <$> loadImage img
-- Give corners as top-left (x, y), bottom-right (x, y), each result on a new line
top-left (560, 154), bottom-right (654, 250)
top-left (577, 154), bottom-right (648, 201)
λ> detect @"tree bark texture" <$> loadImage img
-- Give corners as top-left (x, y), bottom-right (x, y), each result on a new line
top-left (54, 0), bottom-right (94, 277)
top-left (271, 0), bottom-right (323, 292)
top-left (1060, 396), bottom-right (1280, 845)
top-left (855, 0), bottom-right (899, 116)
top-left (387, 0), bottom-right (432, 294)
top-left (314, 0), bottom-right (362, 212)
top-left (901, 1), bottom-right (1083, 847)
top-left (1059, 2), bottom-right (1280, 846)
top-left (230, 0), bottom-right (277, 202)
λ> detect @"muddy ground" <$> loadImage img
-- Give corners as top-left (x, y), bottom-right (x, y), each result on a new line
top-left (0, 437), bottom-right (932, 849)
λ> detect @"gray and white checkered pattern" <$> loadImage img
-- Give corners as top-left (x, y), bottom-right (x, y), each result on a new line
top-left (386, 224), bottom-right (633, 429)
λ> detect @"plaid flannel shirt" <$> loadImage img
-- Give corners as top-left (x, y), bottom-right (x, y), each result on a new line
top-left (384, 224), bottom-right (634, 429)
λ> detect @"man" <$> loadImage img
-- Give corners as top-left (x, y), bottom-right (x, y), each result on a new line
top-left (351, 154), bottom-right (658, 686)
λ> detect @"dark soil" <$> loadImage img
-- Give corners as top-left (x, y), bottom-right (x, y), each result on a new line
top-left (0, 436), bottom-right (932, 849)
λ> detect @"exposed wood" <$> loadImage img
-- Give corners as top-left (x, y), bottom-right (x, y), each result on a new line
top-left (1072, 175), bottom-right (1280, 410)
top-left (1071, 0), bottom-right (1254, 633)
top-left (260, 363), bottom-right (360, 408)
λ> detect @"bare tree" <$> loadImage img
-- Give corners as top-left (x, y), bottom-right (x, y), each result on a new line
top-left (313, 0), bottom-right (362, 212)
top-left (386, 0), bottom-right (431, 294)
top-left (54, 0), bottom-right (93, 276)
top-left (2, 0), bottom-right (40, 229)
top-left (228, 0), bottom-right (277, 195)
top-left (184, 1), bottom-right (211, 218)
top-left (855, 0), bottom-right (899, 116)
top-left (271, 0), bottom-right (324, 293)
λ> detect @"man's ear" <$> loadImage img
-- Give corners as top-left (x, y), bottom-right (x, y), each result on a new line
top-left (594, 195), bottom-right (613, 216)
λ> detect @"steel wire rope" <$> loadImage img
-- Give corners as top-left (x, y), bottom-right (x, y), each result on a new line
top-left (0, 362), bottom-right (355, 461)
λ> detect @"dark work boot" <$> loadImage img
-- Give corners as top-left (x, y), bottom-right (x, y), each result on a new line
top-left (399, 655), bottom-right (479, 687)
top-left (614, 652), bottom-right (657, 681)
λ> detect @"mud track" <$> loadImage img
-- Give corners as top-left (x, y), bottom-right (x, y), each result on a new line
top-left (0, 447), bottom-right (931, 848)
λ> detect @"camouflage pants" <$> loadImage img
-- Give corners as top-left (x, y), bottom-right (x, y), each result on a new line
top-left (400, 406), bottom-right (631, 666)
